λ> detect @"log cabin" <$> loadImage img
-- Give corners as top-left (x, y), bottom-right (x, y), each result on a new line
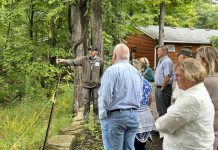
top-left (125, 25), bottom-right (218, 68)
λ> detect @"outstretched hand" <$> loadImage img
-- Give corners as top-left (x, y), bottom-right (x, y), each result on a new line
top-left (56, 58), bottom-right (64, 64)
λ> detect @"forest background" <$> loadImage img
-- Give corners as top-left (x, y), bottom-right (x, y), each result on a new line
top-left (0, 0), bottom-right (218, 149)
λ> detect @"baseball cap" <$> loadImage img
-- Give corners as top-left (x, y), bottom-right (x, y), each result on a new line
top-left (177, 48), bottom-right (194, 58)
top-left (88, 45), bottom-right (98, 51)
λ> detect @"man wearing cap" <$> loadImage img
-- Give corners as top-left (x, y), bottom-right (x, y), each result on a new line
top-left (56, 46), bottom-right (104, 123)
top-left (177, 48), bottom-right (194, 62)
top-left (172, 48), bottom-right (194, 103)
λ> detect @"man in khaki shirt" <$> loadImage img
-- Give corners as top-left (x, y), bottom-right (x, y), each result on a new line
top-left (57, 46), bottom-right (104, 123)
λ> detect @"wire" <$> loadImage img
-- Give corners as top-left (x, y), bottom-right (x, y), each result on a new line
top-left (10, 100), bottom-right (51, 150)
top-left (10, 73), bottom-right (62, 150)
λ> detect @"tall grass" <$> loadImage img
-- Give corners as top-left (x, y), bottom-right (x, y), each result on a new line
top-left (0, 83), bottom-right (73, 150)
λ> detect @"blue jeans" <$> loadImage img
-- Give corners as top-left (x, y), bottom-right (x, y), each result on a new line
top-left (100, 110), bottom-right (139, 150)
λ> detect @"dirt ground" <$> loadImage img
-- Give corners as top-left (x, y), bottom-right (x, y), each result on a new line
top-left (73, 128), bottom-right (162, 150)
top-left (146, 133), bottom-right (163, 150)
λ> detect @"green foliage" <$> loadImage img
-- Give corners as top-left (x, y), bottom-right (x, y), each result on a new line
top-left (0, 0), bottom-right (71, 103)
top-left (0, 84), bottom-right (73, 149)
top-left (102, 0), bottom-right (156, 42)
top-left (0, 40), bottom-right (64, 103)
top-left (166, 2), bottom-right (198, 27)
top-left (0, 0), bottom-right (217, 104)
top-left (210, 36), bottom-right (218, 48)
top-left (101, 0), bottom-right (210, 63)
top-left (102, 31), bottom-right (113, 68)
top-left (195, 3), bottom-right (218, 29)
top-left (0, 0), bottom-right (218, 148)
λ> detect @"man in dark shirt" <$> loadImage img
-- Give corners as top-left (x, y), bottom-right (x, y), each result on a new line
top-left (56, 46), bottom-right (104, 123)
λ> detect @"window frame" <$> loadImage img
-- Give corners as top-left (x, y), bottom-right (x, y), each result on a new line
top-left (166, 44), bottom-right (175, 52)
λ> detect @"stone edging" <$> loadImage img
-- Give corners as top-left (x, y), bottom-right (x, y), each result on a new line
top-left (45, 109), bottom-right (84, 150)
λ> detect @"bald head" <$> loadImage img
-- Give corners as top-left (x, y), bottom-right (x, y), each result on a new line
top-left (113, 44), bottom-right (130, 62)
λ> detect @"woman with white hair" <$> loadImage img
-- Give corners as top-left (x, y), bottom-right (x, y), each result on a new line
top-left (139, 57), bottom-right (154, 82)
top-left (155, 58), bottom-right (214, 150)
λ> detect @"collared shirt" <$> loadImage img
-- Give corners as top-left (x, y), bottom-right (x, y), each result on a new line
top-left (155, 83), bottom-right (214, 150)
top-left (98, 60), bottom-right (143, 119)
top-left (154, 55), bottom-right (174, 86)
top-left (172, 83), bottom-right (184, 100)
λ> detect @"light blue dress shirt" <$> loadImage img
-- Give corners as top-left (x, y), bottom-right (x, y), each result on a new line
top-left (98, 60), bottom-right (143, 119)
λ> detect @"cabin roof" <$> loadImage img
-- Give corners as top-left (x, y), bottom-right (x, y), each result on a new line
top-left (136, 25), bottom-right (218, 44)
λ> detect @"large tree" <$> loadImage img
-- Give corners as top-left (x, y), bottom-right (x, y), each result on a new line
top-left (91, 0), bottom-right (103, 56)
top-left (69, 0), bottom-right (103, 115)
top-left (159, 2), bottom-right (165, 46)
top-left (68, 0), bottom-right (89, 115)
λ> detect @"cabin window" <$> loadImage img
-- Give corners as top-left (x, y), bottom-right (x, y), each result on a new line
top-left (166, 45), bottom-right (175, 52)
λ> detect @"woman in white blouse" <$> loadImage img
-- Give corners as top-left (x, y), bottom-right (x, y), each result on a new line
top-left (155, 58), bottom-right (214, 150)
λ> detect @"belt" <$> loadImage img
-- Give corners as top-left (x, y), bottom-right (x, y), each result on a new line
top-left (156, 84), bottom-right (172, 88)
top-left (109, 108), bottom-right (137, 113)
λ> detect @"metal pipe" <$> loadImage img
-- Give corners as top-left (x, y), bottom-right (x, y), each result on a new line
top-left (42, 73), bottom-right (61, 150)
top-left (154, 45), bottom-right (159, 69)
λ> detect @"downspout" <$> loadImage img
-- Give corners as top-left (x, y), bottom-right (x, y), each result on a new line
top-left (154, 45), bottom-right (159, 69)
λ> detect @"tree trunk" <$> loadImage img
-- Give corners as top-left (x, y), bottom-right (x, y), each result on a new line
top-left (159, 2), bottom-right (165, 46)
top-left (49, 18), bottom-right (57, 64)
top-left (91, 0), bottom-right (103, 57)
top-left (69, 1), bottom-right (88, 115)
top-left (111, 0), bottom-right (119, 45)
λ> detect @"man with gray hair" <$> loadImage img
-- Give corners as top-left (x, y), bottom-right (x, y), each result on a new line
top-left (154, 45), bottom-right (174, 117)
top-left (98, 44), bottom-right (143, 150)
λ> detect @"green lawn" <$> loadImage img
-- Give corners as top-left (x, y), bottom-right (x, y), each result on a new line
top-left (0, 84), bottom-right (73, 150)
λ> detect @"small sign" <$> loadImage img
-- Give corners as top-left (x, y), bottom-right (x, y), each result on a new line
top-left (95, 62), bottom-right (100, 66)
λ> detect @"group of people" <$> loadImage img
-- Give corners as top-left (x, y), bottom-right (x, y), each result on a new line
top-left (154, 45), bottom-right (218, 150)
top-left (57, 43), bottom-right (218, 150)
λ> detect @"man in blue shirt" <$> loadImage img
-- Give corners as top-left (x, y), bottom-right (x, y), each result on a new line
top-left (154, 45), bottom-right (174, 117)
top-left (98, 44), bottom-right (143, 150)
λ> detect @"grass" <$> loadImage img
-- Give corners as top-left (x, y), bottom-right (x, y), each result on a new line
top-left (0, 83), bottom-right (73, 150)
